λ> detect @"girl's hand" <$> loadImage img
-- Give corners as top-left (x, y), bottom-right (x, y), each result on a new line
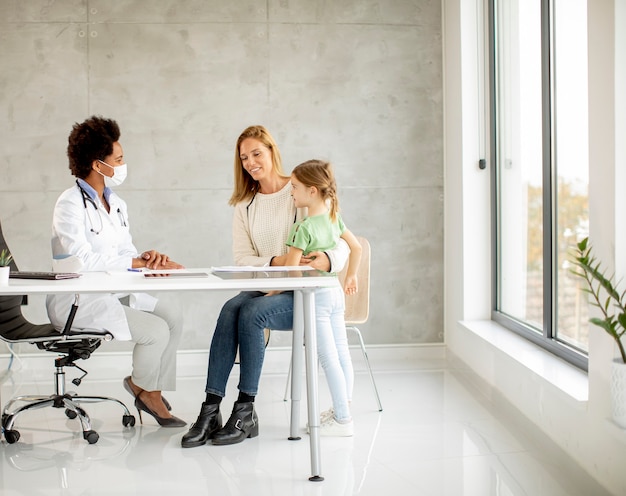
top-left (344, 275), bottom-right (358, 295)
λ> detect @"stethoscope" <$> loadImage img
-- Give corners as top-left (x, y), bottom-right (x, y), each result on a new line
top-left (245, 189), bottom-right (297, 224)
top-left (76, 181), bottom-right (127, 235)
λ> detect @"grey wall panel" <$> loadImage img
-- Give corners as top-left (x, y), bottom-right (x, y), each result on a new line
top-left (0, 0), bottom-right (86, 22)
top-left (268, 22), bottom-right (442, 189)
top-left (90, 0), bottom-right (265, 23)
top-left (268, 0), bottom-right (437, 25)
top-left (0, 22), bottom-right (88, 192)
top-left (0, 0), bottom-right (443, 349)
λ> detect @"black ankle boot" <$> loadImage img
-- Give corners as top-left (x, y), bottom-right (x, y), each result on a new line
top-left (181, 402), bottom-right (222, 448)
top-left (211, 401), bottom-right (258, 446)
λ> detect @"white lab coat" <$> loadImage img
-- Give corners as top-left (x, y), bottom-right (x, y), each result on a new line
top-left (46, 182), bottom-right (139, 340)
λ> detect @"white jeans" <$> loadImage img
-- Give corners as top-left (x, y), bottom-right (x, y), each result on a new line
top-left (315, 287), bottom-right (354, 421)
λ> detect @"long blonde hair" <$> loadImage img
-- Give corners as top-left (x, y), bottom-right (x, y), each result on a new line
top-left (291, 159), bottom-right (340, 222)
top-left (229, 125), bottom-right (288, 206)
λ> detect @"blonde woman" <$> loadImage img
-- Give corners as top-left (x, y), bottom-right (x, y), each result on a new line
top-left (182, 126), bottom-right (348, 447)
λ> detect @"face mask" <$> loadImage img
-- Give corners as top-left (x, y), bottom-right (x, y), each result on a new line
top-left (97, 160), bottom-right (128, 187)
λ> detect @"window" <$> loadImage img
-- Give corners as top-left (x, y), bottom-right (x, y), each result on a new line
top-left (490, 0), bottom-right (589, 369)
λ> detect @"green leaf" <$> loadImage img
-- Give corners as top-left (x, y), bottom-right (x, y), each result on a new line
top-left (618, 313), bottom-right (626, 331)
top-left (590, 317), bottom-right (613, 333)
top-left (569, 237), bottom-right (626, 351)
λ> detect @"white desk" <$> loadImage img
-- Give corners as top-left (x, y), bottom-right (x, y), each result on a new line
top-left (0, 268), bottom-right (338, 481)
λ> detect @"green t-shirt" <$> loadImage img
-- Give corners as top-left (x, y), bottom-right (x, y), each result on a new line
top-left (286, 213), bottom-right (345, 256)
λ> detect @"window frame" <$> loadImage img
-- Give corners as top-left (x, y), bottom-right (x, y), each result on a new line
top-left (488, 0), bottom-right (589, 371)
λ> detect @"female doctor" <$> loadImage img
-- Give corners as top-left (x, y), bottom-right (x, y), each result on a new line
top-left (46, 115), bottom-right (186, 427)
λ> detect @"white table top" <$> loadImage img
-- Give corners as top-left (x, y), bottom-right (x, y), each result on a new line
top-left (0, 268), bottom-right (338, 295)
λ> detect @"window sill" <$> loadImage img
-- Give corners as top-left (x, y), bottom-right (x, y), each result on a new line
top-left (458, 320), bottom-right (588, 403)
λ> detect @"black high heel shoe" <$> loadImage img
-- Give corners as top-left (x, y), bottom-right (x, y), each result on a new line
top-left (134, 395), bottom-right (186, 428)
top-left (211, 401), bottom-right (258, 445)
top-left (123, 376), bottom-right (171, 411)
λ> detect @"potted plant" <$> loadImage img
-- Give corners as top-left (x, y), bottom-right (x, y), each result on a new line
top-left (0, 248), bottom-right (12, 286)
top-left (570, 236), bottom-right (626, 427)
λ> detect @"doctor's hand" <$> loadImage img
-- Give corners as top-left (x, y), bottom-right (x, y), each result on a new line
top-left (138, 250), bottom-right (185, 270)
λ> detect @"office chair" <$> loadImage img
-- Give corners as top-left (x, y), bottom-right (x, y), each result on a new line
top-left (283, 236), bottom-right (383, 411)
top-left (0, 221), bottom-right (135, 445)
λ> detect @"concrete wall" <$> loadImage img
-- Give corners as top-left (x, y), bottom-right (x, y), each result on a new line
top-left (0, 0), bottom-right (443, 350)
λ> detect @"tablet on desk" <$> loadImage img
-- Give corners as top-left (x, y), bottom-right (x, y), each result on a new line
top-left (143, 272), bottom-right (209, 278)
top-left (10, 271), bottom-right (82, 280)
top-left (211, 268), bottom-right (329, 280)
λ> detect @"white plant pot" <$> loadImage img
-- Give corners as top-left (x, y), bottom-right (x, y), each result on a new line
top-left (610, 358), bottom-right (626, 428)
top-left (0, 265), bottom-right (9, 286)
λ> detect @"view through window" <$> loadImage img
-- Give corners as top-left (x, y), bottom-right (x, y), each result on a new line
top-left (491, 0), bottom-right (589, 368)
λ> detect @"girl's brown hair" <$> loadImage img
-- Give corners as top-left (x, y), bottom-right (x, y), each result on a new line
top-left (292, 159), bottom-right (340, 222)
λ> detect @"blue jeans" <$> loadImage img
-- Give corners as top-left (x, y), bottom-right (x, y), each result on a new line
top-left (205, 291), bottom-right (294, 397)
top-left (315, 287), bottom-right (354, 421)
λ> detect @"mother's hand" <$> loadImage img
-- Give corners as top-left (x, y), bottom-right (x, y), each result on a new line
top-left (300, 251), bottom-right (331, 272)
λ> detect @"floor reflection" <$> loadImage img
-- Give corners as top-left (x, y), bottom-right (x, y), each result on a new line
top-left (0, 364), bottom-right (615, 495)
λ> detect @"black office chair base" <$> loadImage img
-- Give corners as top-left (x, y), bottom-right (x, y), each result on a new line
top-left (2, 357), bottom-right (136, 445)
top-left (2, 392), bottom-right (136, 444)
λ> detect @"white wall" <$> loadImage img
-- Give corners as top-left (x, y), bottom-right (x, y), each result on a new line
top-left (444, 0), bottom-right (626, 494)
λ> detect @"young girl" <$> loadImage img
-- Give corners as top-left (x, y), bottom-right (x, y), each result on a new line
top-left (282, 159), bottom-right (362, 436)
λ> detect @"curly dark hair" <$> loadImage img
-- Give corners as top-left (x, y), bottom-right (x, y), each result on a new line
top-left (67, 116), bottom-right (120, 178)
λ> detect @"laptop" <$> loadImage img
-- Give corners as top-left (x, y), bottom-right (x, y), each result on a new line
top-left (10, 271), bottom-right (82, 280)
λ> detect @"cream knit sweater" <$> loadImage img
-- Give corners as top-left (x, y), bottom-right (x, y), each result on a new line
top-left (232, 182), bottom-right (298, 266)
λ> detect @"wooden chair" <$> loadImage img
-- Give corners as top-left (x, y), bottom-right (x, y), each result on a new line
top-left (283, 236), bottom-right (383, 411)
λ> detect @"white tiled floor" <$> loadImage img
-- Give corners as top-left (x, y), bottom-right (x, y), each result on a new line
top-left (0, 355), bottom-right (614, 495)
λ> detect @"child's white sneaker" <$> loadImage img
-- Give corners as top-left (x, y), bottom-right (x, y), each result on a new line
top-left (306, 407), bottom-right (336, 433)
top-left (319, 417), bottom-right (353, 437)
top-left (320, 407), bottom-right (335, 422)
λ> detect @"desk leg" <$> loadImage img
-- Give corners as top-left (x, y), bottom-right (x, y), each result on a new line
top-left (302, 289), bottom-right (323, 482)
top-left (289, 291), bottom-right (304, 440)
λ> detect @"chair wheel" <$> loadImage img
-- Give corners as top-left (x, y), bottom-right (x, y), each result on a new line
top-left (122, 414), bottom-right (136, 427)
top-left (4, 429), bottom-right (20, 444)
top-left (83, 430), bottom-right (99, 444)
top-left (65, 408), bottom-right (78, 419)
